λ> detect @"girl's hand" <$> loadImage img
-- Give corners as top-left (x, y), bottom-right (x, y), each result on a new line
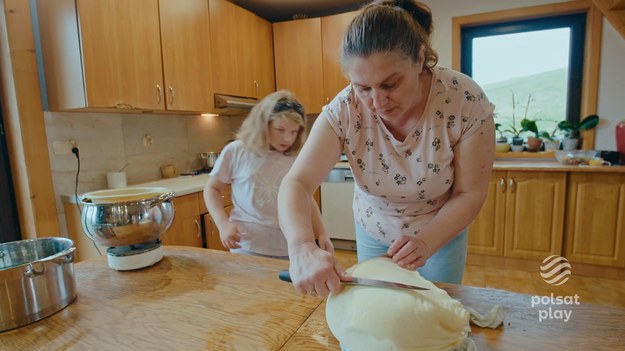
top-left (218, 222), bottom-right (244, 249)
top-left (387, 235), bottom-right (431, 270)
top-left (288, 242), bottom-right (347, 298)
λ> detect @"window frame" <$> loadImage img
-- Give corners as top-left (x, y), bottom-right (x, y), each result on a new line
top-left (452, 1), bottom-right (602, 152)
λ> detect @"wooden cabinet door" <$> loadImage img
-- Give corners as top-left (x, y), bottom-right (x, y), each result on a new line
top-left (204, 205), bottom-right (230, 251)
top-left (565, 173), bottom-right (625, 267)
top-left (321, 11), bottom-right (358, 104)
top-left (467, 170), bottom-right (506, 256)
top-left (162, 194), bottom-right (202, 247)
top-left (273, 18), bottom-right (324, 113)
top-left (159, 0), bottom-right (213, 112)
top-left (77, 0), bottom-right (164, 109)
top-left (504, 171), bottom-right (566, 259)
top-left (209, 0), bottom-right (256, 97)
top-left (252, 15), bottom-right (276, 99)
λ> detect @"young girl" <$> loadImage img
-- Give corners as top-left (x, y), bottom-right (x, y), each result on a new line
top-left (203, 90), bottom-right (333, 259)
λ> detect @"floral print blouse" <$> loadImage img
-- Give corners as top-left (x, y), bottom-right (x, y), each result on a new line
top-left (322, 67), bottom-right (495, 245)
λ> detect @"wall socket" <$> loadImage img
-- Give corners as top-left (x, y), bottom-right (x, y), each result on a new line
top-left (53, 140), bottom-right (78, 155)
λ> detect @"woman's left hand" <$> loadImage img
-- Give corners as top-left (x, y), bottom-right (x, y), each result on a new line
top-left (387, 235), bottom-right (431, 270)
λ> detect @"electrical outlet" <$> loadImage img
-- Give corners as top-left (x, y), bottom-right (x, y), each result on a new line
top-left (143, 134), bottom-right (153, 147)
top-left (52, 141), bottom-right (73, 155)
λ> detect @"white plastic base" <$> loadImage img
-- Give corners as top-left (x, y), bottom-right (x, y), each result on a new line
top-left (107, 245), bottom-right (164, 270)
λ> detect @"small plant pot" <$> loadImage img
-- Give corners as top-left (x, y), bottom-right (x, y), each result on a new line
top-left (543, 139), bottom-right (560, 152)
top-left (496, 142), bottom-right (511, 152)
top-left (561, 138), bottom-right (578, 150)
top-left (510, 145), bottom-right (524, 152)
top-left (511, 137), bottom-right (524, 146)
top-left (526, 137), bottom-right (542, 152)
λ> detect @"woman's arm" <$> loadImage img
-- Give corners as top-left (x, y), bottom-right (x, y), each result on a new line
top-left (278, 116), bottom-right (346, 297)
top-left (310, 196), bottom-right (334, 253)
top-left (388, 116), bottom-right (496, 267)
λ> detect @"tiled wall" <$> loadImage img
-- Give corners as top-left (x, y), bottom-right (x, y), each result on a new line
top-left (45, 111), bottom-right (245, 234)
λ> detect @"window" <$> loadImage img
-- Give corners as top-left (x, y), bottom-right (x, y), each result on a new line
top-left (460, 13), bottom-right (586, 139)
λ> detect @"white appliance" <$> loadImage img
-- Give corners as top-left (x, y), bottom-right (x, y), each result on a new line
top-left (320, 167), bottom-right (356, 250)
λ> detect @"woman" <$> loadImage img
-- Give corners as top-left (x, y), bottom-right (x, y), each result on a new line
top-left (204, 90), bottom-right (333, 259)
top-left (278, 0), bottom-right (495, 296)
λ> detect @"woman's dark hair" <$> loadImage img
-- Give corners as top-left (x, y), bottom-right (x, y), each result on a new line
top-left (341, 0), bottom-right (438, 70)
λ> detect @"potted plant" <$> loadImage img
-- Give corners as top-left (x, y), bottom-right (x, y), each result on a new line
top-left (520, 118), bottom-right (542, 152)
top-left (503, 91), bottom-right (533, 152)
top-left (495, 123), bottom-right (511, 152)
top-left (558, 114), bottom-right (599, 150)
top-left (539, 129), bottom-right (560, 152)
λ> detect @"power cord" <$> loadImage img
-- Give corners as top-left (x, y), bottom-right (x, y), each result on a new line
top-left (72, 145), bottom-right (101, 256)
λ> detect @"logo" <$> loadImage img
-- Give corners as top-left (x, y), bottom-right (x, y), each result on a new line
top-left (540, 255), bottom-right (571, 286)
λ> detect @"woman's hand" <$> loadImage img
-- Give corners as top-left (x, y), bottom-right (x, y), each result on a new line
top-left (289, 242), bottom-right (347, 298)
top-left (387, 235), bottom-right (431, 270)
top-left (316, 232), bottom-right (335, 254)
top-left (218, 221), bottom-right (244, 249)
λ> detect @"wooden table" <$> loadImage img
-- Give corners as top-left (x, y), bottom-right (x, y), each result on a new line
top-left (2, 247), bottom-right (624, 350)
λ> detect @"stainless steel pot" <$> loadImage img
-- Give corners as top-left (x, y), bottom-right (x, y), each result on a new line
top-left (80, 191), bottom-right (175, 247)
top-left (199, 152), bottom-right (219, 169)
top-left (0, 237), bottom-right (76, 332)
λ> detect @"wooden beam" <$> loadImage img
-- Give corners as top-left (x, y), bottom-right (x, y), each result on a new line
top-left (0, 0), bottom-right (60, 238)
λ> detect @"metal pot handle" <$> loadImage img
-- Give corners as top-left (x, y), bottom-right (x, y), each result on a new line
top-left (51, 247), bottom-right (76, 265)
top-left (24, 262), bottom-right (46, 278)
top-left (149, 191), bottom-right (175, 206)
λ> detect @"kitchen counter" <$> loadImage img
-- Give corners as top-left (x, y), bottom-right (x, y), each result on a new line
top-left (3, 247), bottom-right (625, 350)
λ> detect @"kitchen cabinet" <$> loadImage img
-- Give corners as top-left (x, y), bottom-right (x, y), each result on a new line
top-left (162, 193), bottom-right (203, 247)
top-left (273, 11), bottom-right (358, 114)
top-left (202, 186), bottom-right (232, 251)
top-left (565, 173), bottom-right (625, 267)
top-left (468, 170), bottom-right (566, 260)
top-left (273, 18), bottom-right (325, 113)
top-left (209, 0), bottom-right (275, 100)
top-left (36, 0), bottom-right (213, 112)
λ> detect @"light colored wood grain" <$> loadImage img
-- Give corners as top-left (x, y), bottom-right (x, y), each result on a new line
top-left (161, 193), bottom-right (202, 247)
top-left (159, 0), bottom-right (213, 112)
top-left (209, 0), bottom-right (257, 97)
top-left (321, 11), bottom-right (358, 104)
top-left (77, 0), bottom-right (164, 109)
top-left (504, 171), bottom-right (566, 259)
top-left (468, 170), bottom-right (506, 255)
top-left (0, 247), bottom-right (324, 350)
top-left (252, 14), bottom-right (276, 99)
top-left (0, 0), bottom-right (60, 238)
top-left (273, 18), bottom-right (325, 113)
top-left (565, 172), bottom-right (625, 267)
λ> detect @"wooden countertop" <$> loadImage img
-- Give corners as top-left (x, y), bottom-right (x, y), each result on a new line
top-left (3, 247), bottom-right (625, 350)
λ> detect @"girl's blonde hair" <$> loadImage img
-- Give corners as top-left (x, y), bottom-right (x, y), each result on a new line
top-left (236, 90), bottom-right (307, 156)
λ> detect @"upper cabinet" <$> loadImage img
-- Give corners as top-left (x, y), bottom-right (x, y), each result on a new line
top-left (36, 0), bottom-right (214, 113)
top-left (273, 11), bottom-right (357, 114)
top-left (209, 0), bottom-right (275, 99)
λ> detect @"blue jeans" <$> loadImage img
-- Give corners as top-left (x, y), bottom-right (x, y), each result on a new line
top-left (355, 225), bottom-right (468, 284)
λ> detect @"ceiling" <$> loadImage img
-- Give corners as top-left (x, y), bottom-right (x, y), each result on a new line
top-left (231, 0), bottom-right (368, 22)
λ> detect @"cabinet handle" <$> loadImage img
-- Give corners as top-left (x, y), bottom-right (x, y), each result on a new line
top-left (326, 97), bottom-right (330, 104)
top-left (499, 177), bottom-right (506, 192)
top-left (156, 84), bottom-right (162, 104)
top-left (194, 219), bottom-right (201, 238)
top-left (509, 178), bottom-right (515, 193)
top-left (168, 86), bottom-right (175, 105)
top-left (253, 80), bottom-right (259, 97)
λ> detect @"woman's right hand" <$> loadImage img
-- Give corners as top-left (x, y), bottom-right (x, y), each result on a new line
top-left (218, 221), bottom-right (244, 249)
top-left (288, 242), bottom-right (348, 298)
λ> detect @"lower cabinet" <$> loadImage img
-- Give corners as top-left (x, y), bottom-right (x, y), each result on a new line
top-left (468, 170), bottom-right (566, 260)
top-left (565, 173), bottom-right (625, 267)
top-left (162, 193), bottom-right (203, 247)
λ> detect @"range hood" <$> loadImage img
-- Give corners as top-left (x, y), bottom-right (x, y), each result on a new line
top-left (213, 94), bottom-right (257, 115)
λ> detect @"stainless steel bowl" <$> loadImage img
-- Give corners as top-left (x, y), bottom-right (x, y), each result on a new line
top-left (80, 192), bottom-right (175, 247)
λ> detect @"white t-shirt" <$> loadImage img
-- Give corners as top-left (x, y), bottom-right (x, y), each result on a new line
top-left (323, 67), bottom-right (494, 245)
top-left (210, 140), bottom-right (295, 256)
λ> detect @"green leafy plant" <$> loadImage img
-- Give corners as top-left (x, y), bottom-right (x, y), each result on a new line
top-left (495, 123), bottom-right (507, 141)
top-left (558, 114), bottom-right (599, 139)
top-left (503, 91), bottom-right (534, 139)
top-left (520, 118), bottom-right (539, 138)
